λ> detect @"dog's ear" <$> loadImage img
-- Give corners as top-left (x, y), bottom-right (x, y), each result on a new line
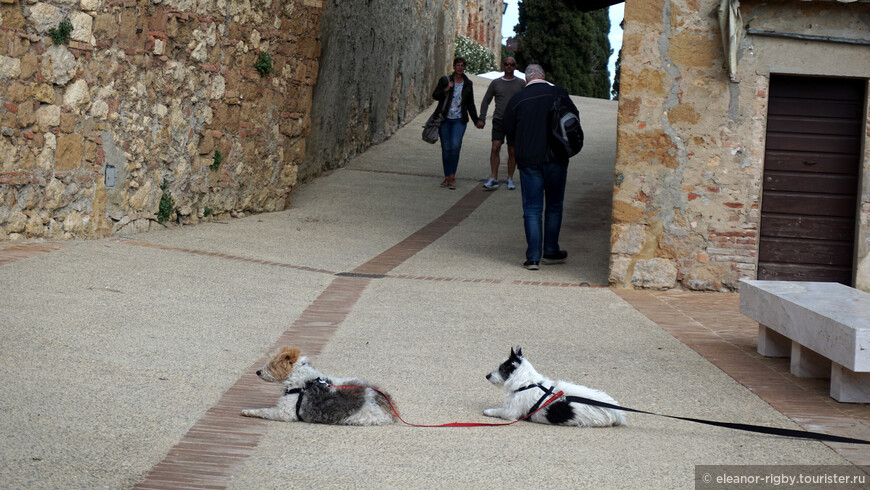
top-left (514, 346), bottom-right (523, 358)
top-left (279, 346), bottom-right (301, 363)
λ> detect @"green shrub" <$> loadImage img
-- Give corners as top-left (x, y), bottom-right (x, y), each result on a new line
top-left (157, 179), bottom-right (175, 224)
top-left (203, 206), bottom-right (214, 217)
top-left (254, 52), bottom-right (274, 77)
top-left (454, 36), bottom-right (496, 74)
top-left (48, 18), bottom-right (73, 45)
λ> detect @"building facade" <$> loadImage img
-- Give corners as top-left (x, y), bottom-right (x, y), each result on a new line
top-left (611, 0), bottom-right (870, 292)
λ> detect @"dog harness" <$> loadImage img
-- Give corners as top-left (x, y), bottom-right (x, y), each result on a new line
top-left (514, 383), bottom-right (559, 419)
top-left (284, 377), bottom-right (331, 422)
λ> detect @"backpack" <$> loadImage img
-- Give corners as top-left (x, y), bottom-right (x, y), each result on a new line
top-left (549, 95), bottom-right (583, 158)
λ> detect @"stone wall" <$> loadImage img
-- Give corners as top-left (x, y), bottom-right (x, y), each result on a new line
top-left (611, 0), bottom-right (870, 291)
top-left (0, 0), bottom-right (504, 240)
top-left (0, 0), bottom-right (325, 240)
top-left (455, 0), bottom-right (503, 57)
top-left (299, 0), bottom-right (459, 184)
top-left (299, 0), bottom-right (501, 184)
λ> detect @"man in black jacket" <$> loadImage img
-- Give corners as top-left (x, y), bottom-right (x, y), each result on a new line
top-left (502, 64), bottom-right (579, 270)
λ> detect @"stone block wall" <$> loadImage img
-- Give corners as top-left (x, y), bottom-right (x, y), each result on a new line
top-left (455, 0), bottom-right (503, 57)
top-left (0, 0), bottom-right (325, 240)
top-left (611, 0), bottom-right (870, 291)
top-left (299, 0), bottom-right (501, 184)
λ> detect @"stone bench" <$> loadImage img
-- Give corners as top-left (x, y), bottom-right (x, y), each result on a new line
top-left (739, 279), bottom-right (870, 403)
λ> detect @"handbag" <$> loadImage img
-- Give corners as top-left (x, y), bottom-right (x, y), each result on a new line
top-left (422, 78), bottom-right (450, 144)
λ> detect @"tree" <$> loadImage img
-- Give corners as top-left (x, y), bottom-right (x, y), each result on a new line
top-left (515, 0), bottom-right (612, 98)
top-left (611, 46), bottom-right (621, 100)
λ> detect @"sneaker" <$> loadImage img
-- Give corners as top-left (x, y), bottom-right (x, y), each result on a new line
top-left (482, 177), bottom-right (499, 190)
top-left (448, 176), bottom-right (456, 190)
top-left (440, 177), bottom-right (450, 188)
top-left (506, 178), bottom-right (516, 190)
top-left (523, 260), bottom-right (540, 270)
top-left (542, 250), bottom-right (568, 264)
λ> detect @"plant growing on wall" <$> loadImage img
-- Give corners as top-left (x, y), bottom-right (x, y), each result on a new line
top-left (454, 36), bottom-right (496, 74)
top-left (255, 52), bottom-right (274, 77)
top-left (210, 150), bottom-right (222, 171)
top-left (48, 18), bottom-right (73, 45)
top-left (157, 179), bottom-right (175, 224)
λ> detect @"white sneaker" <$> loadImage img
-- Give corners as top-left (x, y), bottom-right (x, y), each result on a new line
top-left (506, 178), bottom-right (516, 190)
top-left (482, 177), bottom-right (499, 190)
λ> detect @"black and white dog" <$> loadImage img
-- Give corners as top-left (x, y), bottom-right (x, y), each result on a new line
top-left (484, 346), bottom-right (626, 427)
top-left (242, 346), bottom-right (397, 426)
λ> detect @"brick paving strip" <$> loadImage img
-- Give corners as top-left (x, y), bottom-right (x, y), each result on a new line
top-left (0, 241), bottom-right (70, 266)
top-left (613, 289), bottom-right (870, 470)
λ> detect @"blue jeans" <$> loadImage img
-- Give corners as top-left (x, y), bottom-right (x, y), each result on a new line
top-left (519, 163), bottom-right (568, 262)
top-left (439, 118), bottom-right (466, 176)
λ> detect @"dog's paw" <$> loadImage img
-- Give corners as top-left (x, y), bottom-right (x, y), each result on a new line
top-left (241, 409), bottom-right (256, 417)
top-left (483, 408), bottom-right (499, 418)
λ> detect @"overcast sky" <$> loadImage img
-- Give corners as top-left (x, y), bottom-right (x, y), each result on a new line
top-left (501, 0), bottom-right (624, 85)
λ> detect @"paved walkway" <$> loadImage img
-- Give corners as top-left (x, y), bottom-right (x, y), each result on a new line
top-left (1, 75), bottom-right (868, 489)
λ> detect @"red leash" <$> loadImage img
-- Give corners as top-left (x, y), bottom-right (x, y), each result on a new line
top-left (331, 384), bottom-right (565, 427)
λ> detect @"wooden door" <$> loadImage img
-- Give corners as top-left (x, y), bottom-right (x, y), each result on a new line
top-left (758, 75), bottom-right (865, 285)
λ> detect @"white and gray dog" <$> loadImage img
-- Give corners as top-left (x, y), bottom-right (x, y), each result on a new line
top-left (483, 346), bottom-right (626, 427)
top-left (241, 346), bottom-right (397, 426)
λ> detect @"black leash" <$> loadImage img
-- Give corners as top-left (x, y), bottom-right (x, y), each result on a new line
top-left (566, 394), bottom-right (870, 446)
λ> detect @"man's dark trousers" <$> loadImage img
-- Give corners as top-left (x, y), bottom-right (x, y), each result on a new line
top-left (519, 162), bottom-right (568, 262)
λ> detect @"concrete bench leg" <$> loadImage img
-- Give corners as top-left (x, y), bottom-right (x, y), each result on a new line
top-left (831, 364), bottom-right (870, 403)
top-left (790, 342), bottom-right (831, 378)
top-left (757, 325), bottom-right (790, 357)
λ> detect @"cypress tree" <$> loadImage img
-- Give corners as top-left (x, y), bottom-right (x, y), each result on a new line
top-left (515, 0), bottom-right (612, 98)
